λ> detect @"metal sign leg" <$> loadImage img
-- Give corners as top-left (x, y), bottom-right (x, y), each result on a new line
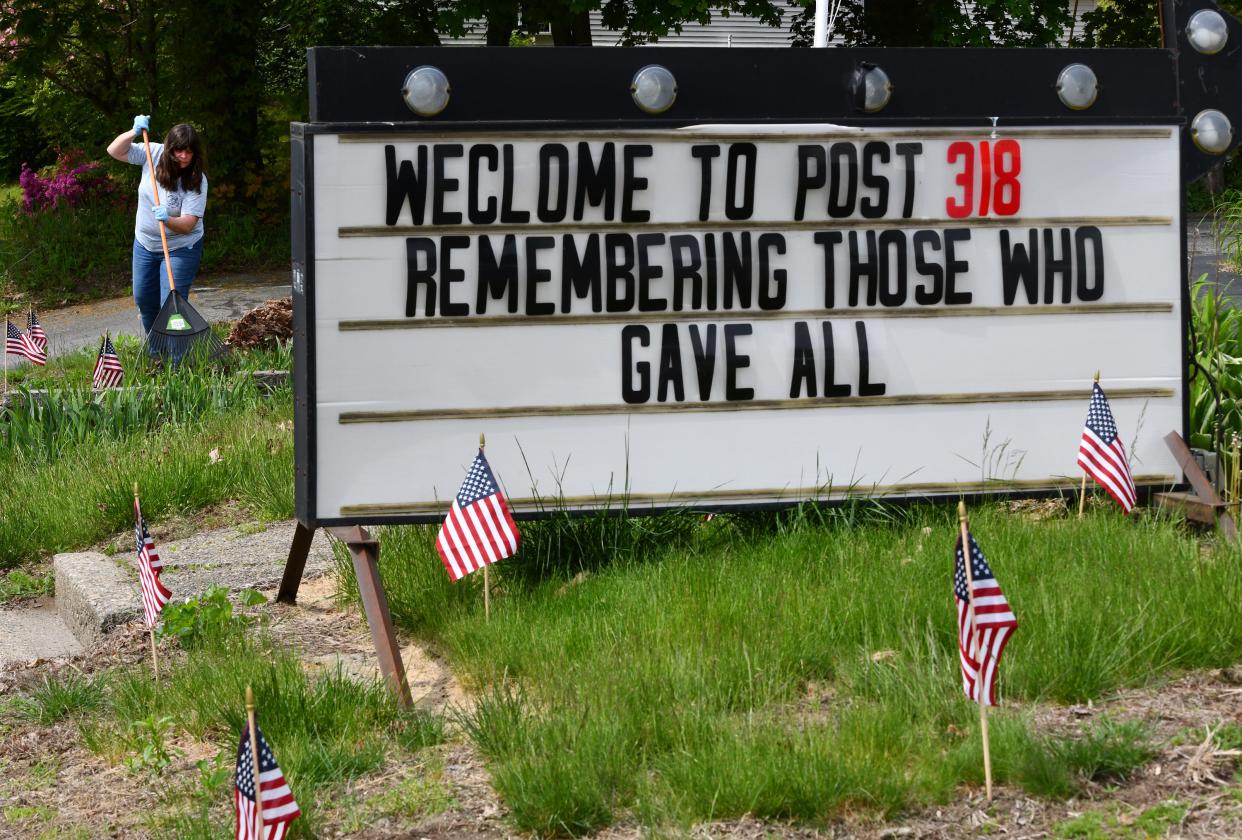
top-left (276, 520), bottom-right (316, 604)
top-left (327, 526), bottom-right (414, 706)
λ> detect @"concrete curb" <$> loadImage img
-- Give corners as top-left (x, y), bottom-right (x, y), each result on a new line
top-left (53, 551), bottom-right (143, 646)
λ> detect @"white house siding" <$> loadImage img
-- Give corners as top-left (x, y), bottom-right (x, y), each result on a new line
top-left (446, 2), bottom-right (1099, 47)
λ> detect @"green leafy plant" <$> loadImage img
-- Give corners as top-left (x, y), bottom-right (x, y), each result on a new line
top-left (123, 714), bottom-right (179, 774)
top-left (1188, 276), bottom-right (1242, 450)
top-left (158, 585), bottom-right (255, 648)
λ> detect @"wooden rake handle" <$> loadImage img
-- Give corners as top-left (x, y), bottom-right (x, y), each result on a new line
top-left (140, 128), bottom-right (176, 292)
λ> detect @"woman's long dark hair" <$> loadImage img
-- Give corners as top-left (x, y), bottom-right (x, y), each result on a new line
top-left (155, 124), bottom-right (205, 193)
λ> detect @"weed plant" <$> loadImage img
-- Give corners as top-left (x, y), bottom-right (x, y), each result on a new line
top-left (341, 503), bottom-right (1242, 834)
top-left (1188, 276), bottom-right (1242, 451)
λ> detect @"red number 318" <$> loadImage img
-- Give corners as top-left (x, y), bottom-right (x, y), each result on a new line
top-left (945, 139), bottom-right (1021, 218)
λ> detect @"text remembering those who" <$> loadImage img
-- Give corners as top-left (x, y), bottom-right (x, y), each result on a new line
top-left (380, 137), bottom-right (1108, 406)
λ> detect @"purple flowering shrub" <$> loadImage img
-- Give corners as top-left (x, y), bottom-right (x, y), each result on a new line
top-left (18, 149), bottom-right (122, 213)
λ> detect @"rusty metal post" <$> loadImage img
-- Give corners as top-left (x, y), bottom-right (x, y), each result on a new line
top-left (1165, 430), bottom-right (1239, 544)
top-left (276, 521), bottom-right (316, 604)
top-left (327, 526), bottom-right (413, 706)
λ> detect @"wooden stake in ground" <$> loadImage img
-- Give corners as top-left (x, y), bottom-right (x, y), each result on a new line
top-left (246, 686), bottom-right (265, 839)
top-left (958, 500), bottom-right (993, 801)
top-left (1078, 371), bottom-right (1100, 519)
top-left (135, 481), bottom-right (159, 681)
top-left (480, 431), bottom-right (491, 623)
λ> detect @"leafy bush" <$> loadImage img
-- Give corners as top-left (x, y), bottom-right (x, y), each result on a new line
top-left (1188, 276), bottom-right (1242, 451)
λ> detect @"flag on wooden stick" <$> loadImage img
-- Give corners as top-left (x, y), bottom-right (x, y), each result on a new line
top-left (436, 448), bottom-right (520, 581)
top-left (5, 320), bottom-right (45, 366)
top-left (133, 494), bottom-right (171, 628)
top-left (26, 308), bottom-right (46, 352)
top-left (93, 333), bottom-right (124, 389)
top-left (234, 721), bottom-right (301, 840)
top-left (1076, 382), bottom-right (1137, 512)
top-left (954, 529), bottom-right (1018, 707)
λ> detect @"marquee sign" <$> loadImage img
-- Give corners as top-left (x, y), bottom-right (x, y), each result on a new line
top-left (290, 0), bottom-right (1242, 527)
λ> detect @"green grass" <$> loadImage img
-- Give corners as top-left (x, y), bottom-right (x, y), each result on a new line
top-left (10, 673), bottom-right (103, 725)
top-left (0, 396), bottom-right (293, 567)
top-left (0, 197), bottom-right (289, 307)
top-left (0, 567), bottom-right (53, 604)
top-left (339, 504), bottom-right (1242, 835)
top-left (77, 629), bottom-right (445, 838)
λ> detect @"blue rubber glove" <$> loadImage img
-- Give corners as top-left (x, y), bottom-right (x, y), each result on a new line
top-left (132, 114), bottom-right (150, 141)
top-left (152, 204), bottom-right (169, 223)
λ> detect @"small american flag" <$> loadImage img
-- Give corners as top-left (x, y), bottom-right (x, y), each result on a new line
top-left (5, 320), bottom-right (46, 366)
top-left (954, 530), bottom-right (1018, 707)
top-left (235, 722), bottom-right (301, 840)
top-left (93, 334), bottom-right (124, 389)
top-left (1076, 382), bottom-right (1137, 513)
top-left (436, 448), bottom-right (520, 581)
top-left (134, 495), bottom-right (171, 628)
top-left (26, 309), bottom-right (46, 352)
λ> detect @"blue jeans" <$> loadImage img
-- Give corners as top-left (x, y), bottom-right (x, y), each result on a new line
top-left (132, 238), bottom-right (203, 334)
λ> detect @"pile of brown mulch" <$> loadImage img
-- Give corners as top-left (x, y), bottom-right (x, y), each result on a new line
top-left (226, 297), bottom-right (292, 349)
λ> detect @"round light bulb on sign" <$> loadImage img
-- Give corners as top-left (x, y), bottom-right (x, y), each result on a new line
top-left (1056, 63), bottom-right (1098, 110)
top-left (860, 65), bottom-right (892, 112)
top-left (1192, 109), bottom-right (1233, 154)
top-left (402, 66), bottom-right (450, 117)
top-left (631, 65), bottom-right (677, 114)
top-left (1188, 9), bottom-right (1229, 55)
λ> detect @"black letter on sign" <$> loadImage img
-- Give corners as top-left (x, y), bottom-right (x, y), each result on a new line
top-left (1000, 229), bottom-right (1039, 305)
top-left (724, 324), bottom-right (754, 401)
top-left (477, 235), bottom-right (518, 314)
top-left (814, 231), bottom-right (843, 308)
top-left (562, 234), bottom-right (602, 313)
top-left (431, 144), bottom-right (463, 225)
top-left (689, 324), bottom-right (717, 400)
top-left (637, 233), bottom-right (668, 312)
top-left (790, 320), bottom-right (817, 398)
top-left (828, 143), bottom-right (859, 219)
top-left (525, 236), bottom-right (556, 315)
top-left (692, 145), bottom-right (721, 222)
top-left (386, 145), bottom-right (427, 226)
top-left (725, 143), bottom-right (757, 220)
top-left (912, 230), bottom-right (943, 306)
top-left (537, 144), bottom-right (569, 223)
top-left (605, 233), bottom-right (636, 312)
top-left (574, 142), bottom-right (616, 221)
top-left (1075, 226), bottom-right (1104, 301)
top-left (670, 235), bottom-right (703, 311)
top-left (621, 145), bottom-right (653, 223)
top-left (438, 236), bottom-right (470, 316)
top-left (860, 142), bottom-right (890, 219)
top-left (758, 233), bottom-right (787, 311)
top-left (500, 144), bottom-right (530, 223)
top-left (1043, 227), bottom-right (1073, 305)
top-left (878, 229), bottom-right (907, 307)
top-left (822, 322), bottom-right (851, 397)
top-left (944, 228), bottom-right (972, 305)
top-left (795, 145), bottom-right (826, 221)
top-left (405, 237), bottom-right (436, 317)
top-left (622, 325), bottom-right (650, 404)
top-left (894, 142), bottom-right (922, 219)
top-left (856, 321), bottom-right (885, 396)
top-left (657, 324), bottom-right (684, 402)
top-left (468, 144), bottom-right (499, 224)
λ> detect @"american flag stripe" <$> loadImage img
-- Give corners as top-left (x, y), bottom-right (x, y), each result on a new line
top-left (435, 449), bottom-right (521, 582)
top-left (235, 724), bottom-right (300, 840)
top-left (955, 532), bottom-right (1018, 707)
top-left (134, 498), bottom-right (171, 628)
top-left (1078, 383), bottom-right (1138, 513)
top-left (234, 794), bottom-right (292, 840)
top-left (1076, 433), bottom-right (1136, 510)
top-left (5, 320), bottom-right (46, 365)
top-left (93, 335), bottom-right (125, 389)
top-left (27, 311), bottom-right (46, 351)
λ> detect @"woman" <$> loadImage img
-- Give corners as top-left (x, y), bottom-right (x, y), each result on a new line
top-left (107, 116), bottom-right (208, 334)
